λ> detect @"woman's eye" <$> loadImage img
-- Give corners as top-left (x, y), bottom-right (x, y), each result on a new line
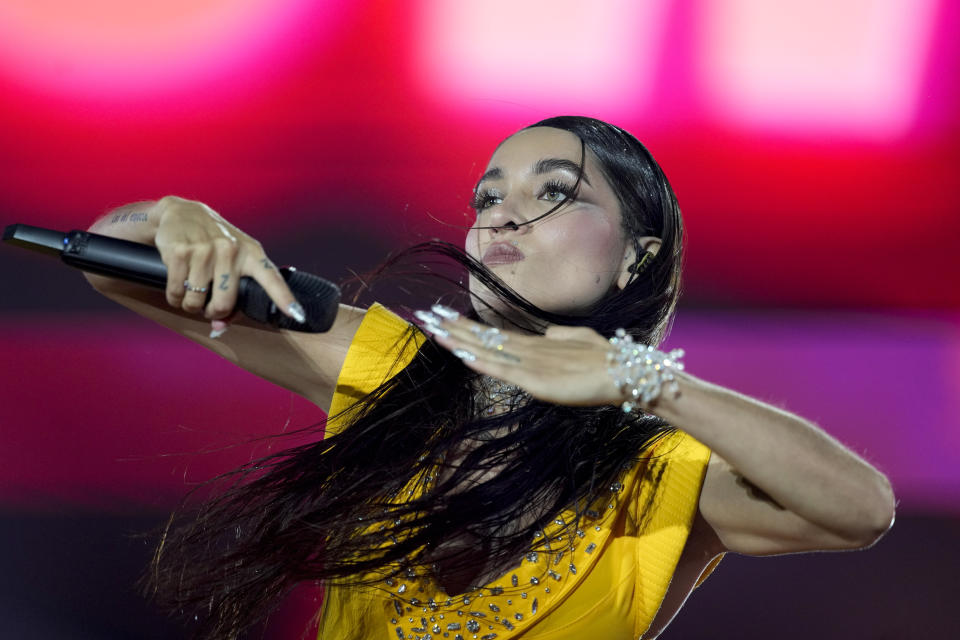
top-left (539, 181), bottom-right (574, 204)
top-left (471, 192), bottom-right (502, 211)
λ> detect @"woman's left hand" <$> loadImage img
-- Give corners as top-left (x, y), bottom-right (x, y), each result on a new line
top-left (416, 305), bottom-right (626, 408)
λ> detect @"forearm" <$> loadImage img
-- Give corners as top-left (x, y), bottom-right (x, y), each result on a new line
top-left (647, 372), bottom-right (896, 540)
top-left (83, 199), bottom-right (166, 294)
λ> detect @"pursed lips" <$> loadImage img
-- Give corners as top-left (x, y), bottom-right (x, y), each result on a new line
top-left (482, 241), bottom-right (525, 265)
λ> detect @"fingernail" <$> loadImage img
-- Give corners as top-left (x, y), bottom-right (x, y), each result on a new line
top-left (287, 301), bottom-right (307, 324)
top-left (453, 348), bottom-right (477, 362)
top-left (420, 323), bottom-right (449, 338)
top-left (414, 310), bottom-right (442, 325)
top-left (209, 321), bottom-right (228, 339)
top-left (430, 304), bottom-right (460, 321)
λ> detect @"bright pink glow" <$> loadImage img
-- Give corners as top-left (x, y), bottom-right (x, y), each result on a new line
top-left (699, 0), bottom-right (938, 139)
top-left (413, 0), bottom-right (669, 119)
top-left (0, 0), bottom-right (339, 99)
top-left (0, 0), bottom-right (955, 309)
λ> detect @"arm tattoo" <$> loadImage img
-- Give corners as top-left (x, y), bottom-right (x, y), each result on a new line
top-left (260, 258), bottom-right (275, 270)
top-left (109, 211), bottom-right (148, 224)
top-left (734, 472), bottom-right (786, 510)
top-left (219, 274), bottom-right (230, 290)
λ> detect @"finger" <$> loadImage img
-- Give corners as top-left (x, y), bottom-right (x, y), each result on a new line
top-left (418, 315), bottom-right (526, 363)
top-left (248, 254), bottom-right (306, 323)
top-left (433, 326), bottom-right (528, 370)
top-left (204, 237), bottom-right (240, 320)
top-left (208, 312), bottom-right (238, 339)
top-left (458, 324), bottom-right (530, 358)
top-left (162, 242), bottom-right (191, 307)
top-left (414, 308), bottom-right (537, 361)
top-left (450, 347), bottom-right (530, 390)
top-left (543, 325), bottom-right (601, 342)
top-left (432, 313), bottom-right (537, 352)
top-left (209, 319), bottom-right (229, 339)
top-left (181, 245), bottom-right (214, 313)
top-left (429, 313), bottom-right (503, 343)
top-left (423, 324), bottom-right (548, 396)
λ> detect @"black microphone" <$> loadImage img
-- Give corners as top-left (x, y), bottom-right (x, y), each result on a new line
top-left (2, 223), bottom-right (341, 333)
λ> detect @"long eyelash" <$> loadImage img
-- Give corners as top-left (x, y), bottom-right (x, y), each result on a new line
top-left (470, 189), bottom-right (496, 212)
top-left (470, 180), bottom-right (576, 213)
top-left (539, 179), bottom-right (577, 201)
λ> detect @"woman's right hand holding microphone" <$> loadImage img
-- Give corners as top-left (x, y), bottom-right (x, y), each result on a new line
top-left (152, 196), bottom-right (305, 337)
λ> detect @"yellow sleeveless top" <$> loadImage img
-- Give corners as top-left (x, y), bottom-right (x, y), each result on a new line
top-left (318, 304), bottom-right (722, 640)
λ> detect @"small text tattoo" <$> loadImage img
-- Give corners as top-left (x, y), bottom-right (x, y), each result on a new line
top-left (109, 212), bottom-right (148, 224)
top-left (260, 258), bottom-right (275, 270)
top-left (219, 274), bottom-right (230, 290)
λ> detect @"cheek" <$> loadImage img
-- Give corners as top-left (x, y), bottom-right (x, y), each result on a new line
top-left (542, 211), bottom-right (622, 268)
top-left (464, 228), bottom-right (481, 259)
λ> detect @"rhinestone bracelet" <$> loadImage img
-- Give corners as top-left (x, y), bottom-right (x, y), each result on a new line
top-left (606, 329), bottom-right (685, 412)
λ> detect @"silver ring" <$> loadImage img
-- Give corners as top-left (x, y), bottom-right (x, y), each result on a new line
top-left (183, 280), bottom-right (208, 294)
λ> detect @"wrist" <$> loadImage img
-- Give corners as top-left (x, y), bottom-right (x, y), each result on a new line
top-left (89, 199), bottom-right (161, 242)
top-left (606, 329), bottom-right (685, 413)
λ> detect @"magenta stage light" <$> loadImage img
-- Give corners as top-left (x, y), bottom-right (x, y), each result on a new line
top-left (697, 0), bottom-right (939, 140)
top-left (412, 0), bottom-right (670, 121)
top-left (0, 0), bottom-right (348, 104)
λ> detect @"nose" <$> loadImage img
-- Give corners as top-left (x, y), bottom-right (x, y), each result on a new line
top-left (484, 201), bottom-right (527, 234)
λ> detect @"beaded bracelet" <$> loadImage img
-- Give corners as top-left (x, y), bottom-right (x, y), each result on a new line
top-left (606, 329), bottom-right (685, 412)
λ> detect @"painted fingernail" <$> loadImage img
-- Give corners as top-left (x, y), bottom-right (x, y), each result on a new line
top-left (453, 348), bottom-right (477, 362)
top-left (420, 323), bottom-right (450, 338)
top-left (430, 304), bottom-right (460, 321)
top-left (414, 310), bottom-right (443, 325)
top-left (209, 320), bottom-right (228, 339)
top-left (287, 301), bottom-right (307, 324)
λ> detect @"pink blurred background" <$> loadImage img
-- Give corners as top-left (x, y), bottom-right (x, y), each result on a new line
top-left (0, 1), bottom-right (957, 638)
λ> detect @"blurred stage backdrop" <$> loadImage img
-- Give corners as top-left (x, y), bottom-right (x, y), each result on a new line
top-left (1, 1), bottom-right (958, 638)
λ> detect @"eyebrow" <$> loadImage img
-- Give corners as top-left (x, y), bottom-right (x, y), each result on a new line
top-left (474, 157), bottom-right (590, 191)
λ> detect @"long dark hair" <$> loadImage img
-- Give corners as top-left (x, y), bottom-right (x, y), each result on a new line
top-left (145, 116), bottom-right (686, 639)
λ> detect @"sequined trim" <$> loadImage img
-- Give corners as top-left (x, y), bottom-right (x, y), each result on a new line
top-left (382, 483), bottom-right (623, 640)
top-left (375, 430), bottom-right (642, 640)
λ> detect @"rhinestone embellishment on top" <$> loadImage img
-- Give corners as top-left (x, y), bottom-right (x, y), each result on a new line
top-left (380, 444), bottom-right (632, 639)
top-left (383, 498), bottom-right (623, 640)
top-left (475, 375), bottom-right (528, 416)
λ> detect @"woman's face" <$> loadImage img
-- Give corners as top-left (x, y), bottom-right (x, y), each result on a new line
top-left (465, 126), bottom-right (637, 322)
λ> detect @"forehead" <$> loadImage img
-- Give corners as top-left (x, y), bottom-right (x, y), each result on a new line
top-left (486, 126), bottom-right (586, 172)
